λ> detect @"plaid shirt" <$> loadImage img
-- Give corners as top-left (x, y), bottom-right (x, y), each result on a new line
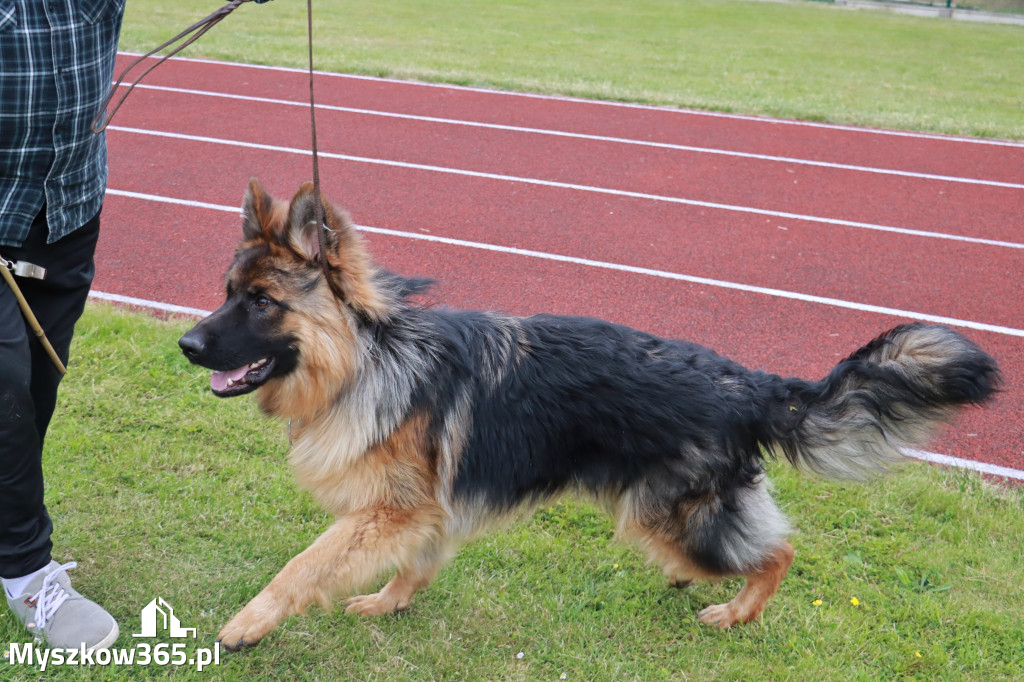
top-left (0, 0), bottom-right (124, 247)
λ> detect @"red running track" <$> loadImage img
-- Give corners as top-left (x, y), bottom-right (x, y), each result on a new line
top-left (94, 54), bottom-right (1024, 475)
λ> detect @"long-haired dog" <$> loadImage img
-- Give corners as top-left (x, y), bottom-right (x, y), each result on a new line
top-left (179, 179), bottom-right (999, 650)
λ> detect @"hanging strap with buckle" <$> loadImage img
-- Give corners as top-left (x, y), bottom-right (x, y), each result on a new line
top-left (0, 254), bottom-right (67, 375)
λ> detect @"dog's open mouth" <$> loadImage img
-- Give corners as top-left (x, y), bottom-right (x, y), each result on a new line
top-left (210, 357), bottom-right (276, 397)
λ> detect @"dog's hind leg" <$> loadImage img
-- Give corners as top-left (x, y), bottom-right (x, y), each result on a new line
top-left (217, 504), bottom-right (445, 650)
top-left (344, 539), bottom-right (452, 616)
top-left (696, 541), bottom-right (794, 628)
top-left (627, 521), bottom-right (794, 627)
top-left (618, 519), bottom-right (715, 589)
top-left (619, 476), bottom-right (794, 628)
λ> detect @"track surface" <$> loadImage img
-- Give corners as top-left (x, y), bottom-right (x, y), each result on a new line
top-left (96, 54), bottom-right (1024, 474)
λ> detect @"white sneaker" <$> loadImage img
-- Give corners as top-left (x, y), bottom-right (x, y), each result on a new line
top-left (4, 561), bottom-right (119, 650)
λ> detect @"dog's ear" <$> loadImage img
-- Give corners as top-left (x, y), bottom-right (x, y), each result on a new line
top-left (286, 183), bottom-right (388, 319)
top-left (242, 178), bottom-right (276, 240)
top-left (286, 181), bottom-right (340, 262)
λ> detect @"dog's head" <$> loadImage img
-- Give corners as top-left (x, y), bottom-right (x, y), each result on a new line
top-left (178, 179), bottom-right (392, 414)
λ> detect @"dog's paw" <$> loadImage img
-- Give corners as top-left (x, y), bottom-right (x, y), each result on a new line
top-left (216, 598), bottom-right (281, 651)
top-left (344, 591), bottom-right (409, 617)
top-left (697, 603), bottom-right (740, 629)
top-left (217, 616), bottom-right (274, 652)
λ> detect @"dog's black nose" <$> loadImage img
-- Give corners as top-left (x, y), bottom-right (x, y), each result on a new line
top-left (178, 330), bottom-right (206, 362)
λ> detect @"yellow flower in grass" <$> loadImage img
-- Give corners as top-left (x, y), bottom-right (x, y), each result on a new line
top-left (812, 599), bottom-right (823, 606)
top-left (850, 597), bottom-right (860, 606)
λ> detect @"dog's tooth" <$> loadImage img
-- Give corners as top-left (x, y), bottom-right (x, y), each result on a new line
top-left (227, 378), bottom-right (235, 387)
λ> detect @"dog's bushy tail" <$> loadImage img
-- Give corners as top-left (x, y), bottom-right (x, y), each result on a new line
top-left (766, 323), bottom-right (1000, 481)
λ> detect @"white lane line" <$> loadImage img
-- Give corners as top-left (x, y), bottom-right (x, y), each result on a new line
top-left (106, 126), bottom-right (1024, 251)
top-left (104, 187), bottom-right (1024, 338)
top-left (904, 449), bottom-right (1024, 481)
top-left (118, 82), bottom-right (1024, 191)
top-left (106, 188), bottom-right (241, 213)
top-left (116, 51), bottom-right (1024, 149)
top-left (356, 224), bottom-right (1024, 338)
top-left (84, 285), bottom-right (1024, 480)
top-left (89, 289), bottom-right (211, 317)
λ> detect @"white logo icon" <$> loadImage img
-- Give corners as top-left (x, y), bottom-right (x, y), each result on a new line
top-left (132, 597), bottom-right (197, 639)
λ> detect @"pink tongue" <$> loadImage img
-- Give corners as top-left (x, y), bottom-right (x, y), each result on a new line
top-left (211, 365), bottom-right (251, 392)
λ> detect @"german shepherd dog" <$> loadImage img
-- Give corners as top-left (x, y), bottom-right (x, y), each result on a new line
top-left (179, 179), bottom-right (999, 650)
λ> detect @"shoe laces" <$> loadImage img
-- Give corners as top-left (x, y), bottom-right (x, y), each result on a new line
top-left (31, 561), bottom-right (78, 631)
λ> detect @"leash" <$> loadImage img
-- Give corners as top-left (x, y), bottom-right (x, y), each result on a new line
top-left (92, 0), bottom-right (342, 304)
top-left (91, 0), bottom-right (258, 133)
top-left (289, 0), bottom-right (335, 445)
top-left (304, 0), bottom-right (348, 305)
top-left (0, 255), bottom-right (67, 375)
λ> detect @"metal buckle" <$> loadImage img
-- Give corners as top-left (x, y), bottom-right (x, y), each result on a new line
top-left (10, 260), bottom-right (48, 280)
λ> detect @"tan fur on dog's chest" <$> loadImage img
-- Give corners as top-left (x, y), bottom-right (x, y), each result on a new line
top-left (290, 412), bottom-right (438, 516)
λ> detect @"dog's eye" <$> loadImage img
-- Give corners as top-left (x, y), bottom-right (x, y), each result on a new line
top-left (254, 294), bottom-right (271, 309)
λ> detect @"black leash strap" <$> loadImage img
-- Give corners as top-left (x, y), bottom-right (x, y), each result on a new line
top-left (91, 0), bottom-right (256, 133)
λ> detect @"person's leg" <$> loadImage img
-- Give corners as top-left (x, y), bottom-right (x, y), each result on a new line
top-left (0, 204), bottom-right (94, 581)
top-left (0, 270), bottom-right (50, 580)
top-left (1, 207), bottom-right (117, 649)
top-left (13, 207), bottom-right (101, 443)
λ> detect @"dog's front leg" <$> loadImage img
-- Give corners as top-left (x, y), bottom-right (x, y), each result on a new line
top-left (217, 505), bottom-right (443, 650)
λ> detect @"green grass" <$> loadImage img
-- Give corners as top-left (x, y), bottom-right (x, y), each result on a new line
top-left (915, 0), bottom-right (1024, 14)
top-left (118, 0), bottom-right (1024, 140)
top-left (2, 303), bottom-right (1023, 680)
top-left (6, 5), bottom-right (1022, 676)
